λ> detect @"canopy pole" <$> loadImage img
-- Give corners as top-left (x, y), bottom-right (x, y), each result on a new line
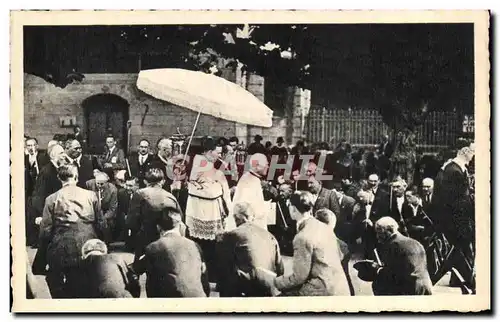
top-left (182, 107), bottom-right (203, 165)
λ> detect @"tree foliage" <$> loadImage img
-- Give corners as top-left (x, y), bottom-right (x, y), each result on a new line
top-left (24, 24), bottom-right (474, 132)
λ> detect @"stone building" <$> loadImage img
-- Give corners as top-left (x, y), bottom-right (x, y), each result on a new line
top-left (24, 68), bottom-right (310, 154)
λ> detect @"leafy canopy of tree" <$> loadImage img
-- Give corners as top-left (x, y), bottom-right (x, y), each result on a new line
top-left (24, 24), bottom-right (473, 131)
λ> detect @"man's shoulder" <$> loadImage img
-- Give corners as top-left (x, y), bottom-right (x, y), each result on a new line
top-left (391, 234), bottom-right (424, 251)
top-left (342, 194), bottom-right (356, 205)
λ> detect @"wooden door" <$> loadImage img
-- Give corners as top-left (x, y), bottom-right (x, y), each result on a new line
top-left (83, 94), bottom-right (129, 155)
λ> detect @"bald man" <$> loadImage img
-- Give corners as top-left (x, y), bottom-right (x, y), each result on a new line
top-left (421, 178), bottom-right (434, 215)
top-left (370, 217), bottom-right (432, 295)
top-left (231, 153), bottom-right (270, 230)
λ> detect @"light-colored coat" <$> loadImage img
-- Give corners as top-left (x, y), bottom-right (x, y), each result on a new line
top-left (275, 217), bottom-right (350, 296)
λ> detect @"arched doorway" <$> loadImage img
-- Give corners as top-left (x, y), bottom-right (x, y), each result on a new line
top-left (82, 94), bottom-right (130, 155)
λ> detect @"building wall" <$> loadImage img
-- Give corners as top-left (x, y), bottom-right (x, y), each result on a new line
top-left (24, 73), bottom-right (237, 152)
top-left (24, 70), bottom-right (309, 152)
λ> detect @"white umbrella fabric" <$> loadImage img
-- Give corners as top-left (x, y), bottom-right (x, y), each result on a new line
top-left (137, 68), bottom-right (274, 128)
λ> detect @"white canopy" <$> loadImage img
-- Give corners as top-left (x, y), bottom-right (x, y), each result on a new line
top-left (136, 68), bottom-right (273, 128)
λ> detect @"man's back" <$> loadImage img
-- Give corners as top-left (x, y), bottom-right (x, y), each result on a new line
top-left (374, 233), bottom-right (432, 295)
top-left (143, 234), bottom-right (207, 298)
top-left (286, 217), bottom-right (350, 296)
top-left (80, 254), bottom-right (136, 298)
top-left (40, 185), bottom-right (103, 268)
top-left (216, 223), bottom-right (284, 297)
top-left (129, 186), bottom-right (181, 255)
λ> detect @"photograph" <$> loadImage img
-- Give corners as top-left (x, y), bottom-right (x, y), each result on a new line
top-left (10, 10), bottom-right (490, 313)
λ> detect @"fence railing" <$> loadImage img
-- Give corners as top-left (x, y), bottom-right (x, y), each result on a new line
top-left (305, 107), bottom-right (462, 152)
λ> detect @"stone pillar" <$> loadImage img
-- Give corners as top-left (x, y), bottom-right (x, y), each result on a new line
top-left (286, 87), bottom-right (311, 145)
top-left (241, 71), bottom-right (265, 146)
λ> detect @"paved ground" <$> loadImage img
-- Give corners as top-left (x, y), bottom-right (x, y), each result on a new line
top-left (27, 243), bottom-right (460, 298)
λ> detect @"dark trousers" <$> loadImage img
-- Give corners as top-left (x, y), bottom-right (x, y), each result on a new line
top-left (45, 266), bottom-right (85, 298)
top-left (191, 237), bottom-right (216, 283)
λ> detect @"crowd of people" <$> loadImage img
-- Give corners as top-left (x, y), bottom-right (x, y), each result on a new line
top-left (24, 129), bottom-right (476, 298)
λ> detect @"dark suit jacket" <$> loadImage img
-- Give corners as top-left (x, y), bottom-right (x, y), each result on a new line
top-left (133, 233), bottom-right (209, 298)
top-left (215, 222), bottom-right (284, 297)
top-left (312, 187), bottom-right (341, 219)
top-left (39, 185), bottom-right (106, 269)
top-left (370, 187), bottom-right (391, 224)
top-left (85, 179), bottom-right (118, 221)
top-left (127, 186), bottom-right (183, 258)
top-left (128, 153), bottom-right (154, 187)
top-left (30, 162), bottom-right (62, 219)
top-left (432, 161), bottom-right (474, 245)
top-left (372, 233), bottom-right (433, 295)
top-left (378, 141), bottom-right (394, 158)
top-left (389, 197), bottom-right (411, 234)
top-left (117, 187), bottom-right (132, 223)
top-left (101, 147), bottom-right (126, 171)
top-left (80, 254), bottom-right (139, 298)
top-left (149, 155), bottom-right (174, 192)
top-left (74, 155), bottom-right (95, 189)
top-left (24, 153), bottom-right (49, 198)
top-left (401, 204), bottom-right (434, 246)
top-left (275, 217), bottom-right (350, 296)
top-left (335, 194), bottom-right (356, 243)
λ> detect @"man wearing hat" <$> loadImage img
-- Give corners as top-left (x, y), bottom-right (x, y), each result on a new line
top-left (86, 171), bottom-right (118, 244)
top-left (247, 134), bottom-right (267, 156)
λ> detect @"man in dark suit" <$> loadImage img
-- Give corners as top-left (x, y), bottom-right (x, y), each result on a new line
top-left (333, 188), bottom-right (356, 244)
top-left (86, 171), bottom-right (118, 244)
top-left (101, 134), bottom-right (126, 171)
top-left (24, 137), bottom-right (49, 246)
top-left (432, 141), bottom-right (475, 289)
top-left (117, 177), bottom-right (140, 245)
top-left (65, 139), bottom-right (95, 188)
top-left (131, 206), bottom-right (209, 298)
top-left (128, 168), bottom-right (184, 262)
top-left (377, 134), bottom-right (394, 158)
top-left (421, 177), bottom-right (435, 215)
top-left (37, 164), bottom-right (106, 298)
top-left (216, 202), bottom-right (284, 297)
top-left (369, 217), bottom-right (433, 295)
top-left (305, 162), bottom-right (341, 217)
top-left (388, 176), bottom-right (410, 235)
top-left (128, 139), bottom-right (154, 188)
top-left (80, 239), bottom-right (140, 298)
top-left (24, 137), bottom-right (49, 198)
top-left (29, 144), bottom-right (68, 241)
top-left (366, 173), bottom-right (391, 222)
top-left (247, 134), bottom-right (267, 156)
top-left (402, 189), bottom-right (434, 247)
top-left (268, 182), bottom-right (296, 256)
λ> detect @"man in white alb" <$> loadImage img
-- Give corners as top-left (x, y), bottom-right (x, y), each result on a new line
top-left (230, 153), bottom-right (270, 230)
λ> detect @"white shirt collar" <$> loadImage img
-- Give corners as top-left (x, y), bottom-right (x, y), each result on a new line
top-left (108, 146), bottom-right (115, 154)
top-left (68, 155), bottom-right (82, 166)
top-left (160, 228), bottom-right (181, 237)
